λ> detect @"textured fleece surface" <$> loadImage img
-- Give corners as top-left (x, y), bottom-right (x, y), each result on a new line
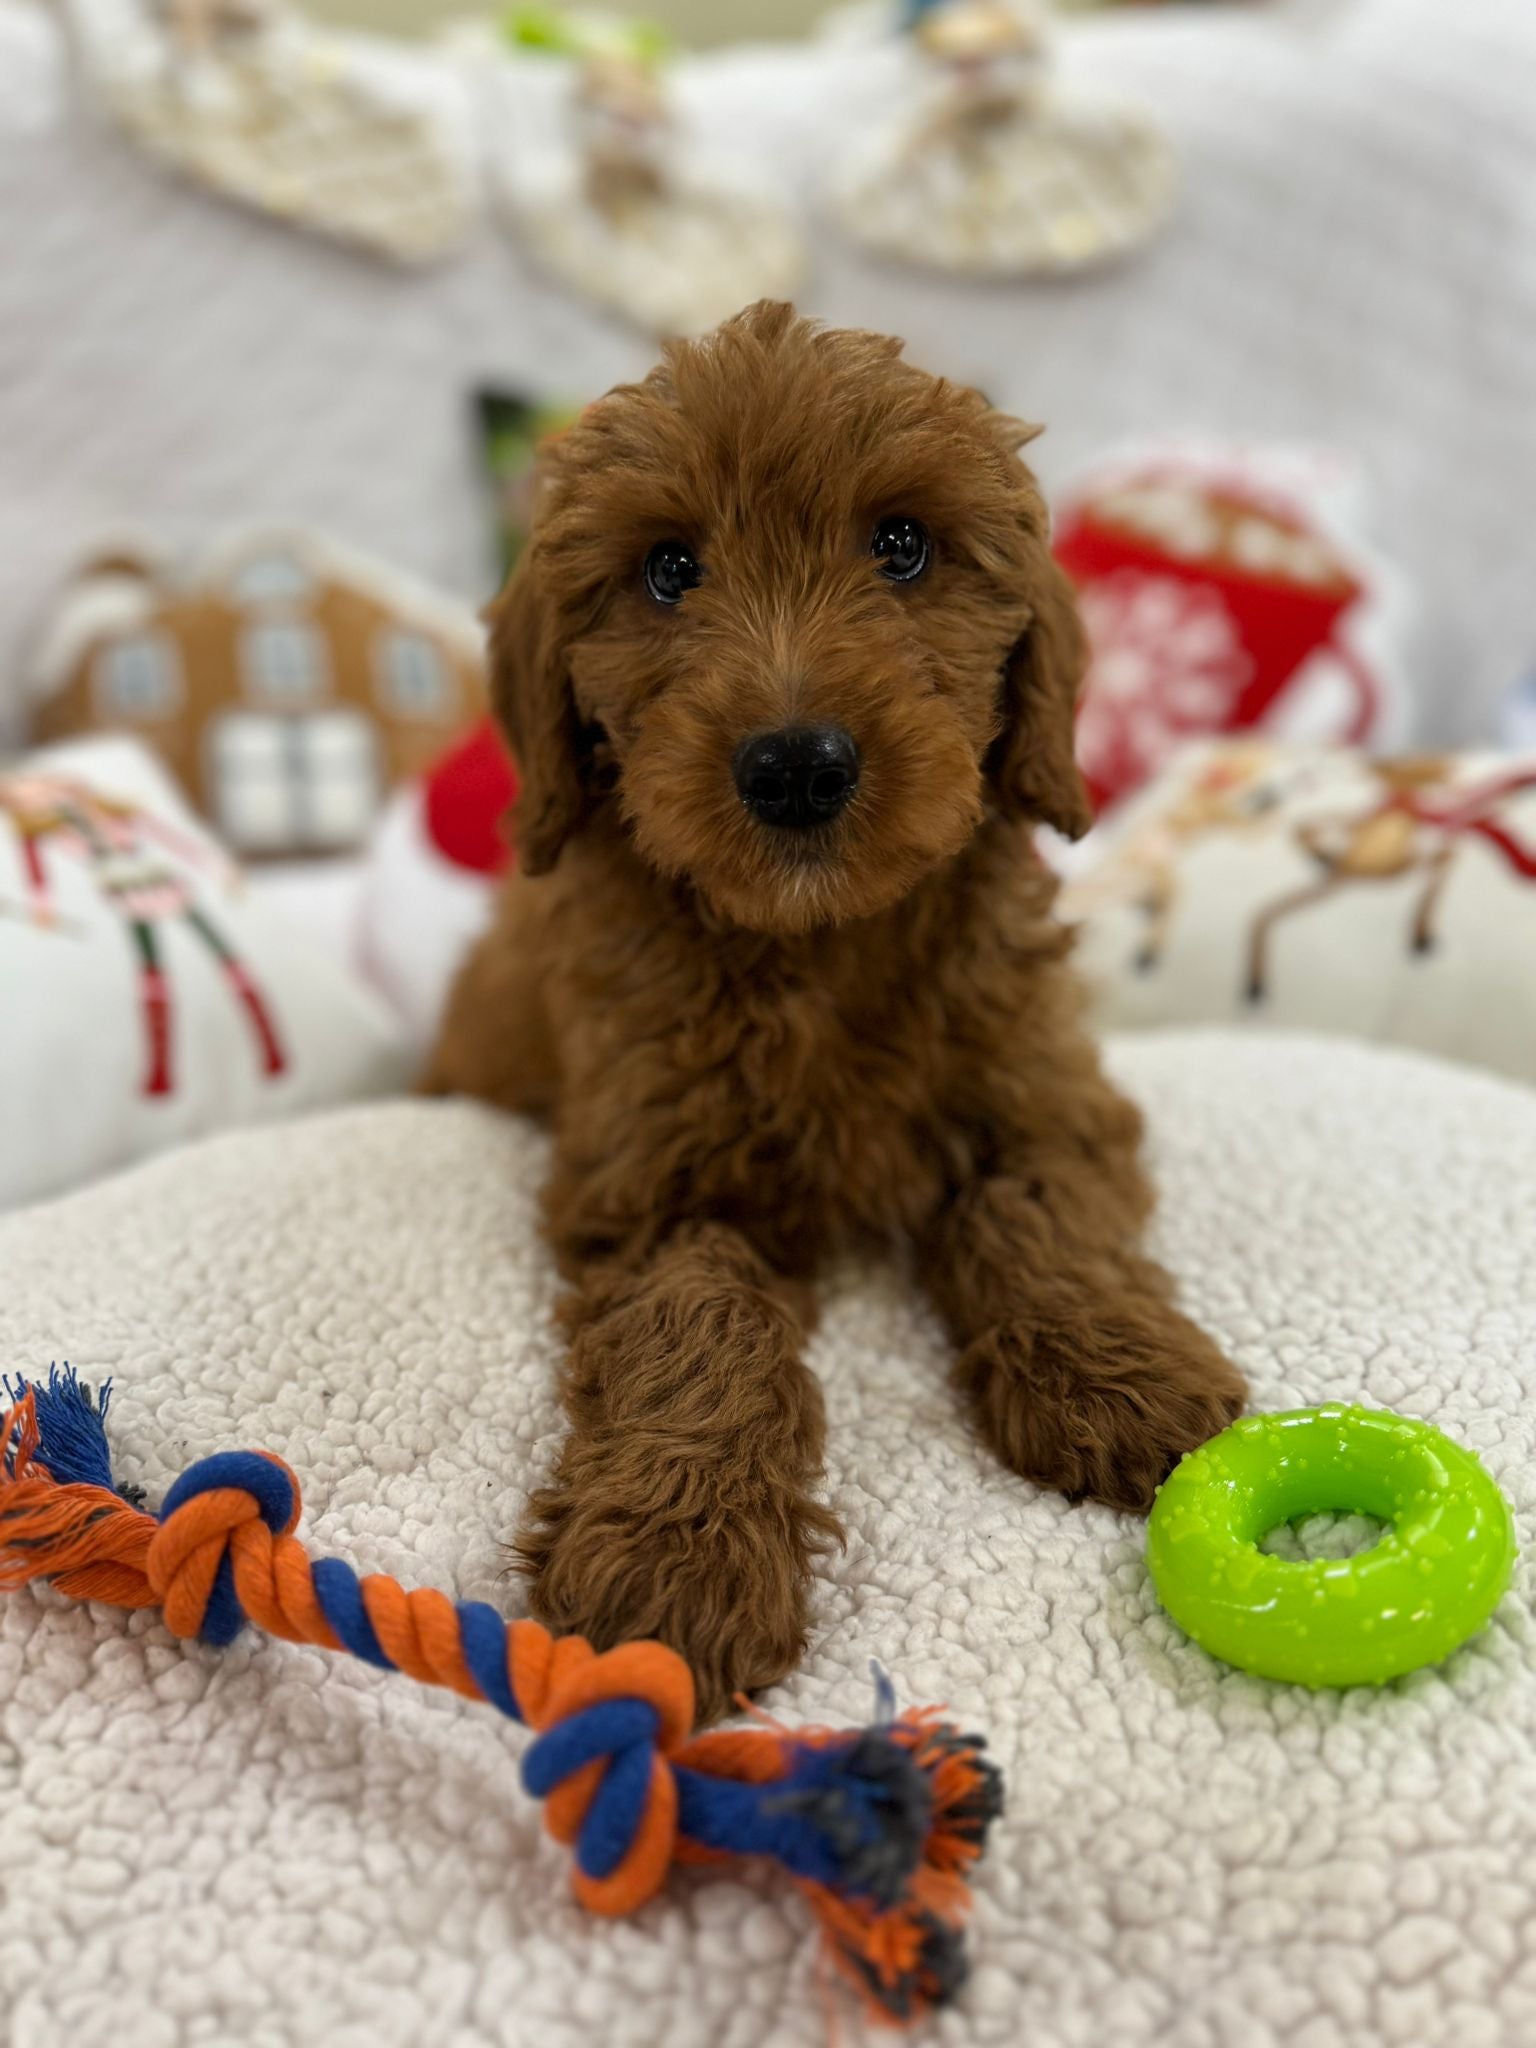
top-left (2, 1032), bottom-right (1534, 2048)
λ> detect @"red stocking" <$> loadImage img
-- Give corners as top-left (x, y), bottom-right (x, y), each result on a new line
top-left (221, 958), bottom-right (287, 1079)
top-left (140, 964), bottom-right (172, 1098)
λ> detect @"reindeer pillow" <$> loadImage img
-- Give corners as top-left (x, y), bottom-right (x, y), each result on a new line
top-left (1063, 741), bottom-right (1536, 1086)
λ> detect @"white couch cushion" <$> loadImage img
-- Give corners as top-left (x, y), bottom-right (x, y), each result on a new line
top-left (2, 1033), bottom-right (1533, 2045)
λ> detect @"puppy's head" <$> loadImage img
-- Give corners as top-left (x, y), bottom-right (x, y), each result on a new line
top-left (492, 301), bottom-right (1091, 932)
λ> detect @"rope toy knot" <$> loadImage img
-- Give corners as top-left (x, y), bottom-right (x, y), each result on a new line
top-left (521, 1639), bottom-right (696, 1914)
top-left (149, 1451), bottom-right (302, 1646)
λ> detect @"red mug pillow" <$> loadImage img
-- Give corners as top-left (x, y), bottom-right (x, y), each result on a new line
top-left (1053, 445), bottom-right (1411, 811)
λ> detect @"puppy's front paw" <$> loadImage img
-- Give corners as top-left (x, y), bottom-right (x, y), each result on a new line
top-left (957, 1304), bottom-right (1245, 1513)
top-left (515, 1452), bottom-right (838, 1725)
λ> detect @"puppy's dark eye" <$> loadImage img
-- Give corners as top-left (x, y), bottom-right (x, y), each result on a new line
top-left (871, 516), bottom-right (930, 584)
top-left (644, 539), bottom-right (702, 606)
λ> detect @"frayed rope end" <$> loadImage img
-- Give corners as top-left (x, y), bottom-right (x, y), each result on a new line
top-left (2, 1365), bottom-right (142, 1501)
top-left (790, 1711), bottom-right (1004, 2024)
top-left (0, 1377), bottom-right (157, 1605)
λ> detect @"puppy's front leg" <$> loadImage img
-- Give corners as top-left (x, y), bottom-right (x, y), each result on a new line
top-left (517, 1222), bottom-right (839, 1724)
top-left (917, 1144), bottom-right (1245, 1513)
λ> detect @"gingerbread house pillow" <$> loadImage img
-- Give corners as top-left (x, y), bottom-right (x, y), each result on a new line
top-left (25, 529), bottom-right (487, 858)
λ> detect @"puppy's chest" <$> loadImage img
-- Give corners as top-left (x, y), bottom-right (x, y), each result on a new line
top-left (695, 971), bottom-right (964, 1237)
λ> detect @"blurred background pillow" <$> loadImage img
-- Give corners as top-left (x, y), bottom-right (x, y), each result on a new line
top-left (356, 717), bottom-right (514, 1051)
top-left (25, 529), bottom-right (487, 859)
top-left (1056, 443), bottom-right (1412, 811)
top-left (0, 735), bottom-right (408, 1207)
top-left (1065, 741), bottom-right (1536, 1086)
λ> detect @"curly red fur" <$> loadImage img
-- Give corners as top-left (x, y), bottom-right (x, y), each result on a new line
top-left (426, 304), bottom-right (1245, 1721)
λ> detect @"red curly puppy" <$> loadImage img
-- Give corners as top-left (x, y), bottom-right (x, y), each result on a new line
top-left (428, 303), bottom-right (1245, 1721)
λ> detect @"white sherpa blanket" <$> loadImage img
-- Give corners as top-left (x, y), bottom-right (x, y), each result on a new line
top-left (2, 1033), bottom-right (1534, 2048)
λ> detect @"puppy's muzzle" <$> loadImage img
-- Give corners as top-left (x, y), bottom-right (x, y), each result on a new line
top-left (733, 726), bottom-right (860, 828)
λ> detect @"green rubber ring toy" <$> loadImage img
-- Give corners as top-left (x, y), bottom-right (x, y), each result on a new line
top-left (1147, 1404), bottom-right (1517, 1687)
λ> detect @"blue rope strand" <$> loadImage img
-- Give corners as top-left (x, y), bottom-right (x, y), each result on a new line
top-left (522, 1699), bottom-right (659, 1795)
top-left (199, 1552), bottom-right (246, 1647)
top-left (456, 1600), bottom-right (523, 1720)
top-left (675, 1731), bottom-right (937, 1904)
top-left (674, 1766), bottom-right (844, 1889)
top-left (311, 1557), bottom-right (395, 1670)
top-left (160, 1452), bottom-right (296, 1530)
top-left (577, 1731), bottom-right (656, 1881)
top-left (3, 1365), bottom-right (119, 1492)
top-left (160, 1452), bottom-right (302, 1648)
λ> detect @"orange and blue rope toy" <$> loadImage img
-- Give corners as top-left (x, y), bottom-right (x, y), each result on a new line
top-left (0, 1368), bottom-right (1001, 2025)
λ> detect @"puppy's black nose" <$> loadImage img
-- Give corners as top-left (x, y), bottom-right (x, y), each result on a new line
top-left (733, 726), bottom-right (860, 828)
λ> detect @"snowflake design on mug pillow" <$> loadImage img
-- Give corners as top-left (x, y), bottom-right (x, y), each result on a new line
top-left (1075, 572), bottom-right (1254, 800)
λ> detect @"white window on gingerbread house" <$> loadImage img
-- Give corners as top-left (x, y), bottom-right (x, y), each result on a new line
top-left (242, 620), bottom-right (329, 706)
top-left (93, 632), bottom-right (184, 723)
top-left (376, 628), bottom-right (456, 720)
top-left (229, 553), bottom-right (313, 606)
top-left (210, 710), bottom-right (379, 854)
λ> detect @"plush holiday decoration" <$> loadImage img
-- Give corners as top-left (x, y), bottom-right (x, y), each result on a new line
top-left (501, 3), bottom-right (671, 63)
top-left (1, 763), bottom-right (283, 1099)
top-left (477, 387), bottom-right (584, 579)
top-left (828, 0), bottom-right (1175, 276)
top-left (355, 719), bottom-right (512, 1050)
top-left (486, 8), bottom-right (803, 337)
top-left (1063, 740), bottom-right (1536, 1088)
top-left (0, 738), bottom-right (405, 1208)
top-left (421, 714), bottom-right (519, 876)
top-left (1053, 446), bottom-right (1409, 811)
top-left (0, 1369), bottom-right (1001, 2027)
top-left (65, 0), bottom-right (472, 263)
top-left (26, 528), bottom-right (486, 858)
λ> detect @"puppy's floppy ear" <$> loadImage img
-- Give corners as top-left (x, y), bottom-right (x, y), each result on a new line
top-left (485, 545), bottom-right (590, 875)
top-left (988, 543), bottom-right (1095, 841)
